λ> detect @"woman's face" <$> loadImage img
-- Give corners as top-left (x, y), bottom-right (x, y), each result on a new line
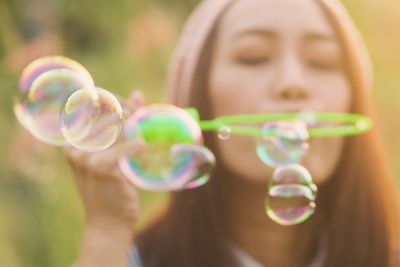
top-left (208, 0), bottom-right (351, 184)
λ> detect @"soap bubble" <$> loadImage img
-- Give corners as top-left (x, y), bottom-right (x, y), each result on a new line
top-left (265, 165), bottom-right (317, 225)
top-left (270, 164), bottom-right (317, 196)
top-left (119, 104), bottom-right (214, 191)
top-left (218, 126), bottom-right (232, 140)
top-left (14, 69), bottom-right (94, 146)
top-left (19, 56), bottom-right (93, 94)
top-left (256, 121), bottom-right (309, 167)
top-left (171, 144), bottom-right (215, 189)
top-left (60, 87), bottom-right (124, 152)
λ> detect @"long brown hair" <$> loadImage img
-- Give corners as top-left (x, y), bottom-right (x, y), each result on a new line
top-left (136, 1), bottom-right (399, 266)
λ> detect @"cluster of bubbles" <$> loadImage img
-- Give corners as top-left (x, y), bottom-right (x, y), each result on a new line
top-left (15, 56), bottom-right (318, 222)
top-left (218, 118), bottom-right (318, 226)
top-left (14, 56), bottom-right (215, 191)
top-left (266, 164), bottom-right (317, 225)
top-left (15, 57), bottom-right (96, 145)
top-left (15, 56), bottom-right (123, 149)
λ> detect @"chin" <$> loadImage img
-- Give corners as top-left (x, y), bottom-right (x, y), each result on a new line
top-left (226, 163), bottom-right (274, 185)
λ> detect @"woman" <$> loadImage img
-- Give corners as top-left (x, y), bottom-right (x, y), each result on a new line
top-left (66, 0), bottom-right (399, 266)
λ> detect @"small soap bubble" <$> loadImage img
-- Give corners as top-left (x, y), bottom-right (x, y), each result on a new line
top-left (271, 164), bottom-right (313, 185)
top-left (266, 184), bottom-right (316, 225)
top-left (119, 104), bottom-right (213, 191)
top-left (218, 126), bottom-right (232, 140)
top-left (265, 165), bottom-right (317, 225)
top-left (256, 121), bottom-right (309, 167)
top-left (14, 69), bottom-right (94, 146)
top-left (356, 120), bottom-right (368, 131)
top-left (171, 144), bottom-right (216, 189)
top-left (60, 87), bottom-right (124, 152)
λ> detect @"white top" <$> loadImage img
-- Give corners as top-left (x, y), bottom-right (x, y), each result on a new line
top-left (128, 242), bottom-right (326, 267)
top-left (230, 243), bottom-right (326, 267)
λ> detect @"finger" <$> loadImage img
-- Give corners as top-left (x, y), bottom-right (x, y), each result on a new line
top-left (110, 166), bottom-right (138, 190)
top-left (77, 113), bottom-right (124, 141)
top-left (115, 95), bottom-right (135, 117)
top-left (64, 146), bottom-right (91, 190)
top-left (64, 146), bottom-right (89, 168)
top-left (86, 139), bottom-right (146, 178)
top-left (129, 90), bottom-right (146, 107)
top-left (114, 90), bottom-right (146, 127)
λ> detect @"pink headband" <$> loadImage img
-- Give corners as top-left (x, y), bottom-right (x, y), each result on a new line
top-left (167, 0), bottom-right (372, 107)
top-left (167, 0), bottom-right (233, 107)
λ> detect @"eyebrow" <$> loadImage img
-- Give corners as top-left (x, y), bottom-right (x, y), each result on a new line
top-left (232, 29), bottom-right (278, 41)
top-left (303, 32), bottom-right (336, 42)
top-left (232, 28), bottom-right (336, 42)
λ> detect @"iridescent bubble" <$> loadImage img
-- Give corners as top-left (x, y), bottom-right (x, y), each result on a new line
top-left (218, 126), bottom-right (232, 140)
top-left (60, 87), bottom-right (124, 152)
top-left (19, 56), bottom-right (93, 94)
top-left (118, 104), bottom-right (213, 191)
top-left (256, 120), bottom-right (309, 167)
top-left (14, 69), bottom-right (94, 146)
top-left (271, 164), bottom-right (317, 194)
top-left (171, 144), bottom-right (215, 189)
top-left (14, 97), bottom-right (35, 132)
top-left (265, 165), bottom-right (317, 225)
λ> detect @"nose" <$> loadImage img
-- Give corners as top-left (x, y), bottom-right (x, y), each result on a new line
top-left (271, 52), bottom-right (310, 101)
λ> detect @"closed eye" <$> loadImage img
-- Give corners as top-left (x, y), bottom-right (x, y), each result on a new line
top-left (237, 54), bottom-right (272, 66)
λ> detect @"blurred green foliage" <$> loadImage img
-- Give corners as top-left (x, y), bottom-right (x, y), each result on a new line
top-left (0, 0), bottom-right (399, 266)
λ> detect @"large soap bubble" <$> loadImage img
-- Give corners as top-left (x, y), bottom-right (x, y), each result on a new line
top-left (18, 55), bottom-right (93, 94)
top-left (119, 104), bottom-right (215, 191)
top-left (14, 69), bottom-right (94, 146)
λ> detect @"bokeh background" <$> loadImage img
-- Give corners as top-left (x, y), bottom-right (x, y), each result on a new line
top-left (0, 0), bottom-right (399, 266)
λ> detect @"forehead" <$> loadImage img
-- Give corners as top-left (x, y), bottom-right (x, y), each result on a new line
top-left (219, 0), bottom-right (335, 39)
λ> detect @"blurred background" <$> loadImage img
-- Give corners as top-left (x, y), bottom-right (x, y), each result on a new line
top-left (0, 0), bottom-right (399, 266)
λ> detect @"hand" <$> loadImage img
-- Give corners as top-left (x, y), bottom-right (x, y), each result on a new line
top-left (65, 90), bottom-right (146, 232)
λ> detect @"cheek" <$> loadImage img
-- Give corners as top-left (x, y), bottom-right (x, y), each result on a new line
top-left (208, 63), bottom-right (274, 115)
top-left (309, 72), bottom-right (352, 112)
